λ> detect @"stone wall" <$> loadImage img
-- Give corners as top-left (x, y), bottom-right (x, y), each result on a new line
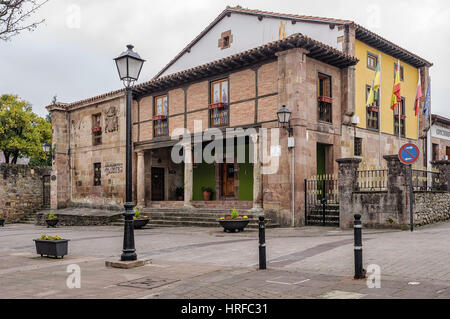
top-left (414, 192), bottom-right (450, 226)
top-left (0, 164), bottom-right (51, 222)
top-left (338, 157), bottom-right (450, 229)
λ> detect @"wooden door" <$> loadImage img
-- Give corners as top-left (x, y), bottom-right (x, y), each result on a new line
top-left (222, 163), bottom-right (235, 197)
top-left (446, 147), bottom-right (450, 160)
top-left (151, 167), bottom-right (165, 201)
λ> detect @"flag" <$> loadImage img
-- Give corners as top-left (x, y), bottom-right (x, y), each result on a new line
top-left (423, 81), bottom-right (431, 117)
top-left (366, 56), bottom-right (381, 106)
top-left (413, 76), bottom-right (422, 116)
top-left (390, 61), bottom-right (402, 110)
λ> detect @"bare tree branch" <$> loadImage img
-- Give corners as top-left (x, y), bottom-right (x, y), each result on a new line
top-left (0, 0), bottom-right (49, 41)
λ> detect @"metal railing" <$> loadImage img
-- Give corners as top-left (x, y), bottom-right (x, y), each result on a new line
top-left (356, 170), bottom-right (388, 191)
top-left (412, 170), bottom-right (441, 191)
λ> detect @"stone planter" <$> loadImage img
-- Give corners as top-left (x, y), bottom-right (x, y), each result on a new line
top-left (133, 218), bottom-right (150, 229)
top-left (46, 219), bottom-right (59, 228)
top-left (219, 220), bottom-right (250, 233)
top-left (0, 219), bottom-right (4, 227)
top-left (34, 239), bottom-right (69, 258)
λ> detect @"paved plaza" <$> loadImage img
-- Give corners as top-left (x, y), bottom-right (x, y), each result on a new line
top-left (1, 222), bottom-right (450, 299)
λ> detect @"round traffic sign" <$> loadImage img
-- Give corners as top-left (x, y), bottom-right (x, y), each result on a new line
top-left (398, 144), bottom-right (420, 165)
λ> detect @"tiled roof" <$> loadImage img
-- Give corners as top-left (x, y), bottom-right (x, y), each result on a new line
top-left (155, 6), bottom-right (432, 78)
top-left (50, 33), bottom-right (358, 110)
top-left (226, 6), bottom-right (353, 25)
top-left (133, 33), bottom-right (358, 96)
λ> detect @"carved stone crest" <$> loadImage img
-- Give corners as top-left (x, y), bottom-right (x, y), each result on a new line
top-left (105, 106), bottom-right (119, 133)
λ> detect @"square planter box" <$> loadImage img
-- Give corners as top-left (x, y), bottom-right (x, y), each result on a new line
top-left (34, 239), bottom-right (69, 259)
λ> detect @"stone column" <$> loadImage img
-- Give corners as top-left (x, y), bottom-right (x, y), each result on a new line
top-left (384, 155), bottom-right (409, 194)
top-left (431, 160), bottom-right (450, 191)
top-left (384, 155), bottom-right (410, 225)
top-left (336, 158), bottom-right (362, 228)
top-left (184, 142), bottom-right (193, 208)
top-left (251, 133), bottom-right (262, 211)
top-left (136, 151), bottom-right (145, 208)
top-left (48, 108), bottom-right (70, 210)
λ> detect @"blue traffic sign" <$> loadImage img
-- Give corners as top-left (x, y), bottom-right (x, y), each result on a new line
top-left (398, 144), bottom-right (420, 165)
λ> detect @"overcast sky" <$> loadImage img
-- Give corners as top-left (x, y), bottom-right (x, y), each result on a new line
top-left (0, 0), bottom-right (448, 118)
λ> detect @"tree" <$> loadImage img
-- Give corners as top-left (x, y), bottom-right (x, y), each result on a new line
top-left (0, 94), bottom-right (51, 164)
top-left (0, 0), bottom-right (48, 41)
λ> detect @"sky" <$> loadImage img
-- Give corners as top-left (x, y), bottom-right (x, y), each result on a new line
top-left (0, 0), bottom-right (449, 118)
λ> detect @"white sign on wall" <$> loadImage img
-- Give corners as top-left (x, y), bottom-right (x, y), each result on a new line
top-left (431, 125), bottom-right (450, 141)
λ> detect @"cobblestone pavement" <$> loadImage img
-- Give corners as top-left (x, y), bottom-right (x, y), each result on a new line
top-left (0, 222), bottom-right (449, 299)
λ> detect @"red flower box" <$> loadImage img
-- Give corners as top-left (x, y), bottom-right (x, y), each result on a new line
top-left (395, 114), bottom-right (406, 120)
top-left (153, 115), bottom-right (167, 121)
top-left (92, 127), bottom-right (102, 133)
top-left (368, 106), bottom-right (379, 113)
top-left (318, 96), bottom-right (333, 104)
top-left (208, 103), bottom-right (227, 109)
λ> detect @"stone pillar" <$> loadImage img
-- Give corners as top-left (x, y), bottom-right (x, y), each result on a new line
top-left (251, 133), bottom-right (262, 211)
top-left (336, 158), bottom-right (362, 228)
top-left (384, 155), bottom-right (410, 225)
top-left (184, 142), bottom-right (193, 208)
top-left (431, 160), bottom-right (450, 191)
top-left (48, 107), bottom-right (70, 210)
top-left (136, 151), bottom-right (145, 208)
top-left (384, 155), bottom-right (409, 194)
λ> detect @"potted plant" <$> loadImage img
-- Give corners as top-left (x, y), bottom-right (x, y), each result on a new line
top-left (201, 186), bottom-right (213, 201)
top-left (133, 208), bottom-right (150, 229)
top-left (175, 187), bottom-right (184, 201)
top-left (0, 214), bottom-right (5, 227)
top-left (34, 235), bottom-right (69, 259)
top-left (219, 208), bottom-right (250, 233)
top-left (46, 211), bottom-right (59, 228)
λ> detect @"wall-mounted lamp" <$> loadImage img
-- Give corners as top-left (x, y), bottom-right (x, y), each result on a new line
top-left (277, 105), bottom-right (293, 136)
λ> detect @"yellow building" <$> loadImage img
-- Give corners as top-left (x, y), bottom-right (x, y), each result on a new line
top-left (355, 40), bottom-right (420, 139)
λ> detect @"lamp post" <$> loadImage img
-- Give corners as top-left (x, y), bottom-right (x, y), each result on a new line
top-left (42, 142), bottom-right (51, 153)
top-left (114, 45), bottom-right (145, 261)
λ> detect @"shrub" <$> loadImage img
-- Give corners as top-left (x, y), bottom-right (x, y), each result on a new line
top-left (39, 235), bottom-right (63, 241)
top-left (47, 211), bottom-right (57, 220)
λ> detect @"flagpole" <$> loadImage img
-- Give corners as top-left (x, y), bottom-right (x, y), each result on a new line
top-left (397, 59), bottom-right (406, 141)
top-left (378, 54), bottom-right (382, 167)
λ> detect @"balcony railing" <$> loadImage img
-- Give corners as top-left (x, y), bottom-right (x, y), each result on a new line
top-left (356, 170), bottom-right (388, 191)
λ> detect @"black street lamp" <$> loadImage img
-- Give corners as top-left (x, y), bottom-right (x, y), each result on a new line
top-left (114, 45), bottom-right (145, 261)
top-left (277, 105), bottom-right (293, 136)
top-left (42, 142), bottom-right (51, 153)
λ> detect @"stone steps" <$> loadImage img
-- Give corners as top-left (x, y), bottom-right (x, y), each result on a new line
top-left (17, 212), bottom-right (37, 224)
top-left (112, 208), bottom-right (278, 228)
top-left (112, 220), bottom-right (278, 229)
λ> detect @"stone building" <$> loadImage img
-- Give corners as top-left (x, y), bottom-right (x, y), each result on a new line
top-left (47, 7), bottom-right (434, 227)
top-left (430, 114), bottom-right (450, 161)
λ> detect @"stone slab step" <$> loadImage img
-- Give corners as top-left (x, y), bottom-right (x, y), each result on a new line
top-left (112, 220), bottom-right (278, 229)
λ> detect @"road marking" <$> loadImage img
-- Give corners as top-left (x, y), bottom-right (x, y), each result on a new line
top-left (320, 290), bottom-right (366, 299)
top-left (36, 290), bottom-right (59, 297)
top-left (266, 279), bottom-right (310, 286)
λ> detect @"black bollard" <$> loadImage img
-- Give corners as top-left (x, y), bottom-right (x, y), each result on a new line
top-left (321, 198), bottom-right (327, 227)
top-left (259, 216), bottom-right (266, 270)
top-left (354, 214), bottom-right (365, 279)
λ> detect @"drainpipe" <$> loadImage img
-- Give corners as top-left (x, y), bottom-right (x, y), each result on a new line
top-left (288, 134), bottom-right (295, 228)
